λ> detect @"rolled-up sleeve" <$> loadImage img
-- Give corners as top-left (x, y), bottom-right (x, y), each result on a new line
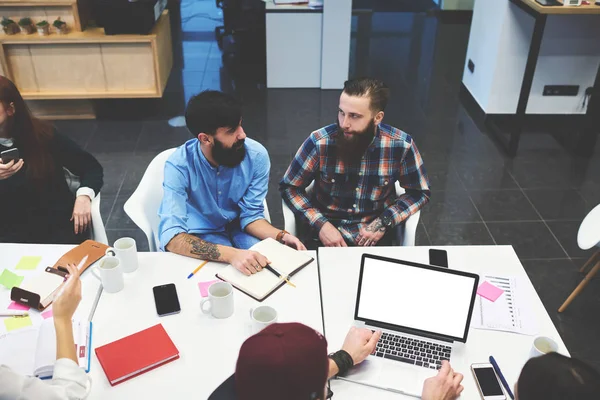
top-left (0, 359), bottom-right (91, 400)
top-left (158, 159), bottom-right (190, 251)
top-left (238, 150), bottom-right (270, 231)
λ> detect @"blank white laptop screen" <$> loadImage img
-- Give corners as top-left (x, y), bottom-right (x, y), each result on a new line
top-left (357, 257), bottom-right (476, 340)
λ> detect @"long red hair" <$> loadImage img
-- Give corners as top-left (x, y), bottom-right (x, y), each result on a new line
top-left (0, 75), bottom-right (54, 181)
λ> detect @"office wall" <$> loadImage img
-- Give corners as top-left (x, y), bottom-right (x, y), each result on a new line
top-left (463, 0), bottom-right (600, 115)
top-left (321, 0), bottom-right (352, 89)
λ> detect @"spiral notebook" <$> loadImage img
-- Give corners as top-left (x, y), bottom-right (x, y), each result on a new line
top-left (216, 238), bottom-right (314, 301)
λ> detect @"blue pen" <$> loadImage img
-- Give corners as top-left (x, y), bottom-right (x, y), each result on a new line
top-left (489, 356), bottom-right (515, 400)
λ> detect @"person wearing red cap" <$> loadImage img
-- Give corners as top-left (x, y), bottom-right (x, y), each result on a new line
top-left (209, 323), bottom-right (464, 400)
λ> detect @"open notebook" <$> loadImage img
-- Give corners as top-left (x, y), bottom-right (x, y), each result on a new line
top-left (216, 238), bottom-right (314, 301)
top-left (0, 318), bottom-right (92, 378)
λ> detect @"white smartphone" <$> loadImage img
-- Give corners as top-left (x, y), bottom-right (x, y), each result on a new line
top-left (471, 363), bottom-right (507, 400)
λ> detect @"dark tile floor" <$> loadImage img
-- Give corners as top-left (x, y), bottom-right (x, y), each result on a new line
top-left (54, 0), bottom-right (600, 370)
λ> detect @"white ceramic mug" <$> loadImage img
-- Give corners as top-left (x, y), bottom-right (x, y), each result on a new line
top-left (200, 282), bottom-right (234, 319)
top-left (91, 256), bottom-right (124, 293)
top-left (530, 336), bottom-right (558, 359)
top-left (106, 237), bottom-right (138, 273)
top-left (249, 305), bottom-right (278, 334)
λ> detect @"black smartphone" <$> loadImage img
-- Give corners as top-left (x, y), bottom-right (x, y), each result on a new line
top-left (429, 249), bottom-right (448, 268)
top-left (153, 283), bottom-right (181, 317)
top-left (0, 148), bottom-right (19, 164)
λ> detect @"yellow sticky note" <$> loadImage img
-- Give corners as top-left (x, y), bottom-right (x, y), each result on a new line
top-left (15, 256), bottom-right (42, 271)
top-left (0, 269), bottom-right (24, 289)
top-left (4, 316), bottom-right (33, 332)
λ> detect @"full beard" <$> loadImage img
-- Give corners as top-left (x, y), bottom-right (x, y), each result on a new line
top-left (213, 138), bottom-right (246, 167)
top-left (336, 119), bottom-right (376, 167)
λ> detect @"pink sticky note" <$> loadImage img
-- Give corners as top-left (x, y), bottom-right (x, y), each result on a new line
top-left (7, 301), bottom-right (29, 311)
top-left (198, 280), bottom-right (220, 297)
top-left (41, 309), bottom-right (53, 320)
top-left (477, 281), bottom-right (504, 302)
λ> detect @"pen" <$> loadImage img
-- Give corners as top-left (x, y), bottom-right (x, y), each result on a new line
top-left (0, 311), bottom-right (29, 317)
top-left (489, 356), bottom-right (515, 400)
top-left (187, 260), bottom-right (208, 279)
top-left (264, 265), bottom-right (296, 288)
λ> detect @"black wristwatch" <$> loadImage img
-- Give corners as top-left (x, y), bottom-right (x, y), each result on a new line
top-left (380, 214), bottom-right (393, 229)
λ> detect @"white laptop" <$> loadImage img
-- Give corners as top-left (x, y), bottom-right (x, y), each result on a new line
top-left (341, 254), bottom-right (479, 396)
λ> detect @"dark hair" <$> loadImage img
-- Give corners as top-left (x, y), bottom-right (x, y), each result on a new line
top-left (342, 77), bottom-right (390, 113)
top-left (0, 75), bottom-right (54, 181)
top-left (185, 90), bottom-right (242, 136)
top-left (517, 353), bottom-right (600, 400)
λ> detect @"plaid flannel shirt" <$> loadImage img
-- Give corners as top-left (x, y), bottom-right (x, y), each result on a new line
top-left (279, 123), bottom-right (431, 244)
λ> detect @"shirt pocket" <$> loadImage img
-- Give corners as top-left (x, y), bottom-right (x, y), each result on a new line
top-left (368, 175), bottom-right (393, 203)
top-left (319, 172), bottom-right (337, 195)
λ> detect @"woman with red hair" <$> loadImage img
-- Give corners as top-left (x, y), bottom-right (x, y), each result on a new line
top-left (0, 76), bottom-right (103, 244)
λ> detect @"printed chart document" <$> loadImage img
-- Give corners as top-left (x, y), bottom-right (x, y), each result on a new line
top-left (471, 275), bottom-right (538, 336)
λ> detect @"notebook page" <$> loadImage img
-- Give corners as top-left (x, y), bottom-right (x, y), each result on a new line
top-left (34, 318), bottom-right (56, 378)
top-left (0, 328), bottom-right (38, 376)
top-left (249, 238), bottom-right (314, 276)
top-left (217, 264), bottom-right (282, 300)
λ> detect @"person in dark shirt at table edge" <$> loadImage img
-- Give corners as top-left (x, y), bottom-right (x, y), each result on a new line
top-left (0, 75), bottom-right (103, 244)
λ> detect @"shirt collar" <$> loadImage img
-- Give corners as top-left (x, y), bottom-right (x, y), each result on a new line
top-left (197, 141), bottom-right (217, 171)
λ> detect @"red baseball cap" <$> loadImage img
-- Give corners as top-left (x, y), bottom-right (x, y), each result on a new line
top-left (235, 322), bottom-right (329, 400)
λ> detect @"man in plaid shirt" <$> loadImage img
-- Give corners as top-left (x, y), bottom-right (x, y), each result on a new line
top-left (280, 78), bottom-right (431, 248)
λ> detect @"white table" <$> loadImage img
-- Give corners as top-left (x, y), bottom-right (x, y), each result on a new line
top-left (318, 246), bottom-right (570, 400)
top-left (87, 251), bottom-right (322, 399)
top-left (0, 244), bottom-right (102, 333)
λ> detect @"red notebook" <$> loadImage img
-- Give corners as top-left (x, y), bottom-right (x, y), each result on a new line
top-left (95, 324), bottom-right (179, 386)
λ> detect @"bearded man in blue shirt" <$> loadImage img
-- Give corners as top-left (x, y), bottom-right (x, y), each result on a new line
top-left (159, 91), bottom-right (305, 276)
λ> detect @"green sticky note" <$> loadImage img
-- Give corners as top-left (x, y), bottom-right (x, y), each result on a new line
top-left (4, 316), bottom-right (33, 332)
top-left (15, 256), bottom-right (42, 271)
top-left (0, 269), bottom-right (24, 289)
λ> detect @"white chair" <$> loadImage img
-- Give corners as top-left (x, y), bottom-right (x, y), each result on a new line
top-left (64, 169), bottom-right (108, 245)
top-left (282, 181), bottom-right (421, 246)
top-left (124, 148), bottom-right (271, 252)
top-left (558, 203), bottom-right (600, 312)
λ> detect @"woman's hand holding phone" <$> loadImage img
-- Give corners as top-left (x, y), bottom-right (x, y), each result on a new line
top-left (0, 158), bottom-right (24, 180)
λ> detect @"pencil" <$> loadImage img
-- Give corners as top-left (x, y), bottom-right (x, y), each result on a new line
top-left (264, 265), bottom-right (296, 288)
top-left (187, 260), bottom-right (209, 279)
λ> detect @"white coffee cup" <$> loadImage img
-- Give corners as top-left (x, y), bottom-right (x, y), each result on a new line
top-left (200, 282), bottom-right (234, 319)
top-left (106, 237), bottom-right (138, 273)
top-left (249, 305), bottom-right (278, 334)
top-left (91, 256), bottom-right (124, 293)
top-left (530, 336), bottom-right (558, 359)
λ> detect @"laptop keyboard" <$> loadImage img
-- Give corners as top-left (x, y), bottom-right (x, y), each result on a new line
top-left (372, 332), bottom-right (452, 370)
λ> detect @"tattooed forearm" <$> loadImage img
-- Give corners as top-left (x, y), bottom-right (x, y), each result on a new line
top-left (184, 235), bottom-right (221, 260)
top-left (166, 233), bottom-right (223, 261)
top-left (365, 218), bottom-right (387, 233)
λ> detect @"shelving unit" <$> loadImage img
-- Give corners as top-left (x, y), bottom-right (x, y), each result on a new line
top-left (0, 0), bottom-right (90, 32)
top-left (0, 5), bottom-right (172, 119)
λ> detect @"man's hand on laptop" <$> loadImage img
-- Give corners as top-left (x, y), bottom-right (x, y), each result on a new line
top-left (341, 327), bottom-right (382, 365)
top-left (319, 222), bottom-right (347, 247)
top-left (421, 361), bottom-right (464, 400)
top-left (229, 249), bottom-right (271, 276)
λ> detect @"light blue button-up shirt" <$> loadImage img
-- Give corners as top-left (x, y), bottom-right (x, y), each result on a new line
top-left (158, 137), bottom-right (270, 250)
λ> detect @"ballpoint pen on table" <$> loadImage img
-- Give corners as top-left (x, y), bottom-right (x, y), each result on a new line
top-left (264, 265), bottom-right (296, 288)
top-left (0, 311), bottom-right (29, 317)
top-left (489, 355), bottom-right (515, 400)
top-left (187, 260), bottom-right (209, 279)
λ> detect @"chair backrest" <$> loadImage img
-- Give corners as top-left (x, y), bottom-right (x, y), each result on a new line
top-left (124, 148), bottom-right (176, 252)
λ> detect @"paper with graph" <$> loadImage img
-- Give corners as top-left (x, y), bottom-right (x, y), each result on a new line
top-left (471, 275), bottom-right (538, 336)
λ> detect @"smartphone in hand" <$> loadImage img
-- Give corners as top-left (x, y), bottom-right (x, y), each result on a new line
top-left (0, 148), bottom-right (20, 164)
